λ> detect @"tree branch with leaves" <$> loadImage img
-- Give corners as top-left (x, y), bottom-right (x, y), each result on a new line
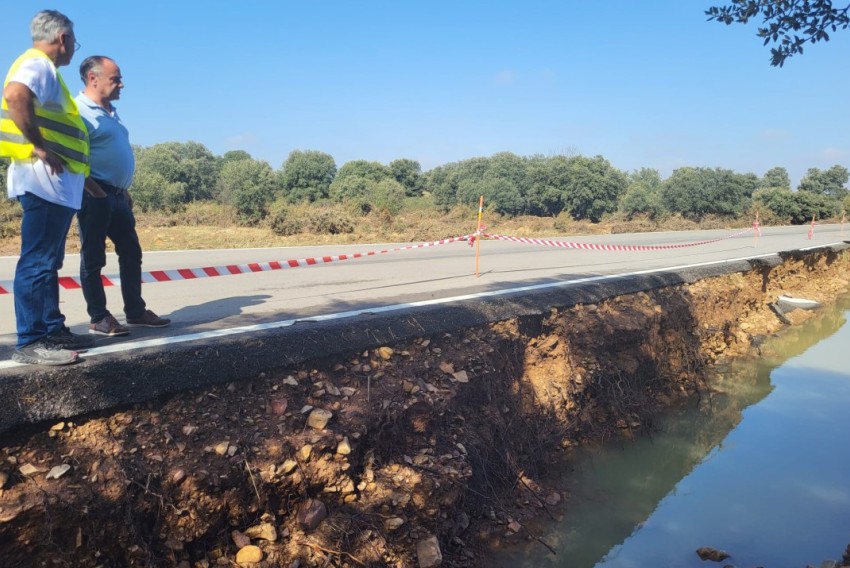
top-left (706, 0), bottom-right (850, 66)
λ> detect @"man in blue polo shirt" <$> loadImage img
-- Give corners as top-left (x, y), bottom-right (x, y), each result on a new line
top-left (75, 55), bottom-right (170, 336)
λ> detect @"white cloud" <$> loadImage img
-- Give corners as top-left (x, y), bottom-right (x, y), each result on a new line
top-left (493, 69), bottom-right (515, 85)
top-left (224, 133), bottom-right (259, 147)
top-left (818, 147), bottom-right (849, 161)
top-left (757, 128), bottom-right (791, 141)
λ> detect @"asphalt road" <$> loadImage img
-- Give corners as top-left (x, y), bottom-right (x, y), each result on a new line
top-left (0, 223), bottom-right (846, 365)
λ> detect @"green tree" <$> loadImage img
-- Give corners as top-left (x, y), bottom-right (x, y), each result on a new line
top-left (220, 150), bottom-right (252, 164)
top-left (216, 159), bottom-right (281, 225)
top-left (456, 176), bottom-right (524, 216)
top-left (760, 166), bottom-right (791, 189)
top-left (619, 168), bottom-right (665, 219)
top-left (798, 165), bottom-right (849, 199)
top-left (134, 141), bottom-right (220, 203)
top-left (793, 189), bottom-right (838, 223)
top-left (425, 157), bottom-right (491, 210)
top-left (753, 186), bottom-right (799, 222)
top-left (488, 152), bottom-right (529, 194)
top-left (328, 175), bottom-right (375, 204)
top-left (335, 160), bottom-right (392, 184)
top-left (280, 150), bottom-right (337, 203)
top-left (661, 167), bottom-right (757, 219)
top-left (389, 158), bottom-right (424, 196)
top-left (369, 178), bottom-right (407, 215)
top-left (629, 167), bottom-right (664, 189)
top-left (130, 168), bottom-right (187, 212)
top-left (706, 1), bottom-right (850, 66)
top-left (526, 155), bottom-right (571, 216)
top-left (561, 155), bottom-right (628, 222)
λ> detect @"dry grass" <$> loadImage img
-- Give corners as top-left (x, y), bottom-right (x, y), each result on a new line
top-left (0, 201), bottom-right (792, 256)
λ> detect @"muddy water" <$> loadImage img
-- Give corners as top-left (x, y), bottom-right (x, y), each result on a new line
top-left (494, 294), bottom-right (850, 567)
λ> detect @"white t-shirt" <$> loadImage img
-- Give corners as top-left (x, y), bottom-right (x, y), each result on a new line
top-left (5, 56), bottom-right (85, 210)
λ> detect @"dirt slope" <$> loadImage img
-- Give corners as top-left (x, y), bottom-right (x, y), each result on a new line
top-left (0, 249), bottom-right (848, 567)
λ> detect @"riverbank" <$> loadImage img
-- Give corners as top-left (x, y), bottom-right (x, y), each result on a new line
top-left (0, 248), bottom-right (848, 567)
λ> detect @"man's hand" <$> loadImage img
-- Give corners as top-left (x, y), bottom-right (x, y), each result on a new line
top-left (3, 82), bottom-right (68, 175)
top-left (31, 146), bottom-right (66, 175)
top-left (84, 178), bottom-right (107, 198)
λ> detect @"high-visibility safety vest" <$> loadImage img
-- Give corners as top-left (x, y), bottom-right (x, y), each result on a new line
top-left (0, 48), bottom-right (90, 176)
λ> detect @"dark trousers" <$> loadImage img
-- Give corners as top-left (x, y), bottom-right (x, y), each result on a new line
top-left (78, 182), bottom-right (146, 322)
top-left (14, 192), bottom-right (76, 347)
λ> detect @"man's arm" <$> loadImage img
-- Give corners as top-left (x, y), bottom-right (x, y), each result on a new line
top-left (2, 81), bottom-right (66, 175)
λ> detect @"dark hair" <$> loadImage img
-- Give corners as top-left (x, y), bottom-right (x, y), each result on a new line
top-left (79, 55), bottom-right (108, 84)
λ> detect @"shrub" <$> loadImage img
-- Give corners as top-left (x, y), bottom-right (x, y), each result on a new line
top-left (130, 170), bottom-right (187, 213)
top-left (552, 211), bottom-right (574, 232)
top-left (368, 179), bottom-right (406, 216)
top-left (661, 214), bottom-right (700, 231)
top-left (619, 183), bottom-right (665, 220)
top-left (268, 201), bottom-right (355, 236)
top-left (329, 175), bottom-right (374, 203)
top-left (305, 206), bottom-right (355, 235)
top-left (267, 200), bottom-right (304, 236)
top-left (610, 213), bottom-right (657, 234)
top-left (180, 201), bottom-right (238, 226)
top-left (216, 159), bottom-right (281, 225)
top-left (0, 198), bottom-right (22, 239)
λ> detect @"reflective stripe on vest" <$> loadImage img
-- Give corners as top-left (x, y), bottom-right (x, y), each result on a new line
top-left (0, 49), bottom-right (90, 176)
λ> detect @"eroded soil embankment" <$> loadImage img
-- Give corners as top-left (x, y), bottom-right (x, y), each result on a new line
top-left (0, 249), bottom-right (848, 567)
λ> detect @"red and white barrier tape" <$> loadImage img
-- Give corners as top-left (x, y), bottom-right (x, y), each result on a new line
top-left (0, 233), bottom-right (474, 295)
top-left (0, 226), bottom-right (789, 295)
top-left (477, 227), bottom-right (754, 252)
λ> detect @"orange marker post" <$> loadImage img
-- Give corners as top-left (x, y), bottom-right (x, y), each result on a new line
top-left (842, 211), bottom-right (846, 237)
top-left (475, 195), bottom-right (484, 277)
top-left (807, 214), bottom-right (816, 240)
top-left (753, 209), bottom-right (761, 247)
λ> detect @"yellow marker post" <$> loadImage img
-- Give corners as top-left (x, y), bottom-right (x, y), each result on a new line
top-left (475, 195), bottom-right (484, 277)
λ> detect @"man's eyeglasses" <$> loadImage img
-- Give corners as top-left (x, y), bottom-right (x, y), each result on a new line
top-left (63, 33), bottom-right (80, 51)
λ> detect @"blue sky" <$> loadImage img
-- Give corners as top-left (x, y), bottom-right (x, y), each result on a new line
top-left (4, 1), bottom-right (848, 188)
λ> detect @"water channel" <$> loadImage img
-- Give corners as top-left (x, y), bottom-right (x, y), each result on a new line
top-left (494, 293), bottom-right (850, 567)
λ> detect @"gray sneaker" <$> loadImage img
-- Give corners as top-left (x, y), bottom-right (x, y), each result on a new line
top-left (89, 314), bottom-right (130, 337)
top-left (46, 325), bottom-right (96, 350)
top-left (12, 341), bottom-right (79, 366)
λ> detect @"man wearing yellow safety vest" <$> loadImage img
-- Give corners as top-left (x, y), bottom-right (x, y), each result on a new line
top-left (1, 10), bottom-right (97, 365)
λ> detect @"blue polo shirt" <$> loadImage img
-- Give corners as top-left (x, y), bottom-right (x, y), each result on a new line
top-left (74, 92), bottom-right (135, 189)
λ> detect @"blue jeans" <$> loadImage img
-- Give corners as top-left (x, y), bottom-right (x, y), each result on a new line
top-left (14, 192), bottom-right (76, 348)
top-left (78, 186), bottom-right (145, 322)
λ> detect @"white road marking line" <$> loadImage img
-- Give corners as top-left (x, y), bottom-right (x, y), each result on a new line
top-left (0, 248), bottom-right (801, 370)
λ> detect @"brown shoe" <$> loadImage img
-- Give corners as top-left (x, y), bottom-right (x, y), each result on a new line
top-left (126, 309), bottom-right (171, 328)
top-left (89, 314), bottom-right (130, 337)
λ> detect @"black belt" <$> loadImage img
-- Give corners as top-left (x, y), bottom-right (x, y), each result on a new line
top-left (93, 180), bottom-right (127, 195)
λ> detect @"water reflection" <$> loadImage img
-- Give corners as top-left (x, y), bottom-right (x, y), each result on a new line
top-left (492, 294), bottom-right (850, 568)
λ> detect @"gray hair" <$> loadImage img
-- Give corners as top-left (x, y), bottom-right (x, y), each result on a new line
top-left (80, 56), bottom-right (107, 84)
top-left (30, 10), bottom-right (74, 43)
